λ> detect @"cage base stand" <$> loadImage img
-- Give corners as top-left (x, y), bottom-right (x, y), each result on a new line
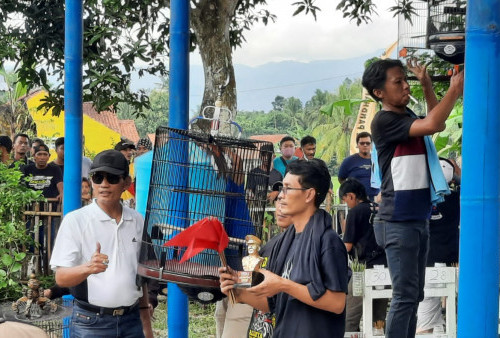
top-left (362, 267), bottom-right (457, 338)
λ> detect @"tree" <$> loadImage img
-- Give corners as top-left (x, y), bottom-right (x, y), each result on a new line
top-left (0, 0), bottom-right (414, 122)
top-left (118, 82), bottom-right (170, 137)
top-left (0, 67), bottom-right (36, 137)
top-left (311, 78), bottom-right (363, 170)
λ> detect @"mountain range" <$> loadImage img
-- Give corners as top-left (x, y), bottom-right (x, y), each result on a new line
top-left (131, 49), bottom-right (386, 113)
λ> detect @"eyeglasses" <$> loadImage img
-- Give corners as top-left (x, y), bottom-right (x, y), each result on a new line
top-left (278, 186), bottom-right (310, 195)
top-left (91, 172), bottom-right (123, 185)
top-left (358, 142), bottom-right (371, 146)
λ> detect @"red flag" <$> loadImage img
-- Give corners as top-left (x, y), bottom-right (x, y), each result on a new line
top-left (163, 217), bottom-right (229, 263)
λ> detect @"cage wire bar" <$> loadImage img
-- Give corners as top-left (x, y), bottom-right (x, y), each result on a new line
top-left (397, 0), bottom-right (429, 51)
top-left (138, 127), bottom-right (273, 303)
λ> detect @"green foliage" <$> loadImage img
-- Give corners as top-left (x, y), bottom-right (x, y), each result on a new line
top-left (0, 67), bottom-right (35, 136)
top-left (0, 162), bottom-right (44, 300)
top-left (433, 103), bottom-right (463, 158)
top-left (350, 258), bottom-right (366, 272)
top-left (312, 78), bottom-right (363, 171)
top-left (117, 82), bottom-right (169, 137)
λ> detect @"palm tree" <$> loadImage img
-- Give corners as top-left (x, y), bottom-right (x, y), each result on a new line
top-left (311, 79), bottom-right (364, 168)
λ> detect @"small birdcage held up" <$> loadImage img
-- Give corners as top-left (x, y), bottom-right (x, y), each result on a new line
top-left (398, 0), bottom-right (466, 64)
top-left (138, 126), bottom-right (273, 303)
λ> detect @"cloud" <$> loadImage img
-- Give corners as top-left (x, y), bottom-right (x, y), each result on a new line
top-left (227, 0), bottom-right (398, 66)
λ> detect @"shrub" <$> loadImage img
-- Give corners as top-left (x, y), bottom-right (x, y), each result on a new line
top-left (0, 162), bottom-right (44, 300)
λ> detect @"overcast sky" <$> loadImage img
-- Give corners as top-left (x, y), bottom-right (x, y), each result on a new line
top-left (191, 0), bottom-right (399, 66)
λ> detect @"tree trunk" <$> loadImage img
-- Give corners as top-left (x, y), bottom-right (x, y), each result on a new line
top-left (191, 0), bottom-right (238, 134)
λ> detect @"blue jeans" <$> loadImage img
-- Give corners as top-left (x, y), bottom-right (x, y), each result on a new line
top-left (373, 219), bottom-right (429, 338)
top-left (71, 303), bottom-right (145, 338)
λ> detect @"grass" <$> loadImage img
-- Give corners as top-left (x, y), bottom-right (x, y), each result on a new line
top-left (152, 296), bottom-right (217, 337)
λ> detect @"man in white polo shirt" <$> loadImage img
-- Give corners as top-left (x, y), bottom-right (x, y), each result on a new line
top-left (50, 149), bottom-right (153, 337)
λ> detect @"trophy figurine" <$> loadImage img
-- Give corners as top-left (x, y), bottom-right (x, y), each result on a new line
top-left (235, 235), bottom-right (264, 288)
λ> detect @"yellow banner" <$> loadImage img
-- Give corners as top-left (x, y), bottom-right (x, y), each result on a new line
top-left (349, 89), bottom-right (378, 154)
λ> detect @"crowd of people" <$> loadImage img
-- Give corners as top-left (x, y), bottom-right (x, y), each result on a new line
top-left (0, 57), bottom-right (464, 337)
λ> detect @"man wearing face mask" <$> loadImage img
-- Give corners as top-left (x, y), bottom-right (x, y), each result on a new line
top-left (272, 136), bottom-right (297, 177)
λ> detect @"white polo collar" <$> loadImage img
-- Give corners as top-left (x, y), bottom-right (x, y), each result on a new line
top-left (90, 199), bottom-right (134, 222)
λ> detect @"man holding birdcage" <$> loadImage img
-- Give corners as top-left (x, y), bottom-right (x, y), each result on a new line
top-left (219, 159), bottom-right (349, 338)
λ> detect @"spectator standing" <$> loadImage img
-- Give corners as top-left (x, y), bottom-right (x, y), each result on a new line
top-left (272, 136), bottom-right (297, 177)
top-left (339, 178), bottom-right (387, 333)
top-left (0, 136), bottom-right (13, 164)
top-left (81, 177), bottom-right (92, 204)
top-left (136, 138), bottom-right (153, 157)
top-left (30, 138), bottom-right (44, 157)
top-left (362, 58), bottom-right (463, 338)
top-left (299, 135), bottom-right (316, 160)
top-left (51, 137), bottom-right (65, 175)
top-left (416, 158), bottom-right (460, 334)
top-left (10, 133), bottom-right (33, 169)
top-left (115, 140), bottom-right (136, 207)
top-left (220, 159), bottom-right (349, 338)
top-left (22, 144), bottom-right (63, 202)
top-left (81, 135), bottom-right (92, 179)
top-left (49, 149), bottom-right (153, 337)
top-left (338, 132), bottom-right (379, 200)
top-left (247, 143), bottom-right (274, 203)
top-left (247, 195), bottom-right (293, 338)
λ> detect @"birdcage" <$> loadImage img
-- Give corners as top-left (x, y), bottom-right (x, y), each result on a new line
top-left (398, 0), bottom-right (466, 64)
top-left (427, 0), bottom-right (466, 64)
top-left (138, 127), bottom-right (273, 303)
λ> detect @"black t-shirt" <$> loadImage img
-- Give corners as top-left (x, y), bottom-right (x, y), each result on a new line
top-left (268, 169), bottom-right (282, 187)
top-left (371, 109), bottom-right (431, 221)
top-left (343, 201), bottom-right (386, 268)
top-left (427, 189), bottom-right (460, 266)
top-left (268, 228), bottom-right (347, 338)
top-left (22, 163), bottom-right (63, 198)
top-left (51, 162), bottom-right (64, 176)
top-left (247, 167), bottom-right (269, 200)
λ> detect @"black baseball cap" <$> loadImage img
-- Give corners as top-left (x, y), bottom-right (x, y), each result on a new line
top-left (0, 136), bottom-right (12, 153)
top-left (33, 144), bottom-right (50, 155)
top-left (114, 140), bottom-right (136, 151)
top-left (90, 150), bottom-right (129, 176)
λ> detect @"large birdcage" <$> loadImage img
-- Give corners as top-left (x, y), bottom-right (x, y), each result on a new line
top-left (138, 127), bottom-right (273, 303)
top-left (398, 0), bottom-right (466, 64)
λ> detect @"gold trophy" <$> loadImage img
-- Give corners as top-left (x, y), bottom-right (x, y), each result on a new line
top-left (235, 235), bottom-right (264, 288)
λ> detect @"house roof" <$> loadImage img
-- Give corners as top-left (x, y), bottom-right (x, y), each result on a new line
top-left (119, 120), bottom-right (140, 143)
top-left (83, 102), bottom-right (140, 143)
top-left (249, 134), bottom-right (289, 144)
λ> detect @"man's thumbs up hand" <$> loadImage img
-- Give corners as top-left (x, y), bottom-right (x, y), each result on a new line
top-left (87, 242), bottom-right (109, 275)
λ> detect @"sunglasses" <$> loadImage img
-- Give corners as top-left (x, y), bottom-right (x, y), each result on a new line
top-left (91, 172), bottom-right (123, 185)
top-left (358, 142), bottom-right (371, 146)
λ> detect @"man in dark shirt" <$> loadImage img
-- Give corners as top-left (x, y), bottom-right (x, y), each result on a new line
top-left (22, 144), bottom-right (63, 201)
top-left (220, 159), bottom-right (348, 338)
top-left (338, 132), bottom-right (379, 200)
top-left (340, 178), bottom-right (387, 333)
top-left (362, 58), bottom-right (463, 338)
top-left (50, 137), bottom-right (64, 175)
top-left (10, 133), bottom-right (33, 169)
top-left (246, 143), bottom-right (274, 203)
top-left (0, 136), bottom-right (12, 164)
top-left (299, 135), bottom-right (316, 161)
